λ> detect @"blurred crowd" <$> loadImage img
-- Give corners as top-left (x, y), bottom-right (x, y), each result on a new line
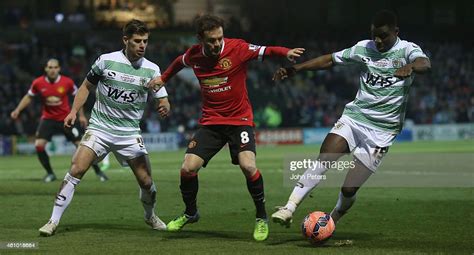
top-left (0, 30), bottom-right (472, 135)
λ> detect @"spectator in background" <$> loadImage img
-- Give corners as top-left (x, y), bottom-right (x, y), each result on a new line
top-left (0, 25), bottom-right (472, 136)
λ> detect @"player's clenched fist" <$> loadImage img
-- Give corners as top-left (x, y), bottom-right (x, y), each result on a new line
top-left (10, 110), bottom-right (20, 120)
top-left (394, 64), bottom-right (413, 79)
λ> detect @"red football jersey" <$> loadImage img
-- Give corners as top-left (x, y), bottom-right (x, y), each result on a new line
top-left (162, 38), bottom-right (289, 126)
top-left (28, 75), bottom-right (77, 121)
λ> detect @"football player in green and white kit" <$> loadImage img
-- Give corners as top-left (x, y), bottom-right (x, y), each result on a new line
top-left (272, 10), bottom-right (431, 227)
top-left (39, 19), bottom-right (170, 236)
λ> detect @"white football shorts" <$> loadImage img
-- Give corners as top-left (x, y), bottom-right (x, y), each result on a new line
top-left (329, 115), bottom-right (396, 172)
top-left (80, 129), bottom-right (148, 166)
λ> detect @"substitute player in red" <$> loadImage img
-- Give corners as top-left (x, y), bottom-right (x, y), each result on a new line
top-left (10, 59), bottom-right (108, 182)
top-left (148, 14), bottom-right (304, 241)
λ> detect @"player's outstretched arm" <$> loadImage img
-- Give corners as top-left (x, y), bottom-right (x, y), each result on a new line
top-left (65, 79), bottom-right (95, 128)
top-left (286, 48), bottom-right (305, 62)
top-left (273, 54), bottom-right (333, 81)
top-left (147, 55), bottom-right (186, 91)
top-left (394, 57), bottom-right (431, 79)
top-left (263, 46), bottom-right (305, 62)
top-left (10, 94), bottom-right (33, 119)
top-left (156, 97), bottom-right (170, 118)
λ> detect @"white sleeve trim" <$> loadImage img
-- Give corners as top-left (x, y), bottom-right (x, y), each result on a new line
top-left (258, 46), bottom-right (267, 62)
top-left (181, 54), bottom-right (190, 67)
top-left (72, 85), bottom-right (78, 96)
top-left (154, 86), bottom-right (168, 98)
top-left (408, 51), bottom-right (428, 63)
top-left (152, 67), bottom-right (162, 79)
top-left (27, 89), bottom-right (36, 96)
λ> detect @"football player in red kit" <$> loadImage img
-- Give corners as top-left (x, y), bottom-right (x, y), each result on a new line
top-left (11, 59), bottom-right (108, 182)
top-left (148, 14), bottom-right (304, 241)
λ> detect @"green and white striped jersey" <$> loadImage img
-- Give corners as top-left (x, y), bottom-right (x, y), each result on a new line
top-left (332, 37), bottom-right (428, 133)
top-left (87, 50), bottom-right (167, 136)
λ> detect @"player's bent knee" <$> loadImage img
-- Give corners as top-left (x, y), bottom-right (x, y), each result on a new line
top-left (69, 163), bottom-right (87, 179)
top-left (138, 177), bottom-right (153, 189)
top-left (239, 164), bottom-right (257, 176)
top-left (35, 144), bottom-right (46, 153)
top-left (35, 139), bottom-right (48, 146)
top-left (180, 166), bottom-right (198, 177)
top-left (341, 187), bottom-right (358, 197)
top-left (69, 158), bottom-right (92, 179)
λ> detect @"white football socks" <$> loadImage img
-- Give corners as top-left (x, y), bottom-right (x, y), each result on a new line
top-left (285, 161), bottom-right (328, 213)
top-left (50, 173), bottom-right (81, 224)
top-left (140, 182), bottom-right (157, 219)
top-left (330, 191), bottom-right (356, 223)
top-left (102, 153), bottom-right (110, 165)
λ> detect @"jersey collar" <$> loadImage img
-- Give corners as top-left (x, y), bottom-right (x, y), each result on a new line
top-left (387, 37), bottom-right (401, 52)
top-left (44, 75), bottom-right (61, 84)
top-left (121, 49), bottom-right (143, 67)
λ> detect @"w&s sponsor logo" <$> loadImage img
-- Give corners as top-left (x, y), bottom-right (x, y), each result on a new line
top-left (107, 87), bottom-right (138, 103)
top-left (365, 73), bottom-right (397, 88)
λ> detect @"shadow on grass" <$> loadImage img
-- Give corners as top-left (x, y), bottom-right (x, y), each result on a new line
top-left (266, 231), bottom-right (378, 248)
top-left (161, 230), bottom-right (249, 241)
top-left (56, 223), bottom-right (149, 235)
top-left (55, 224), bottom-right (250, 241)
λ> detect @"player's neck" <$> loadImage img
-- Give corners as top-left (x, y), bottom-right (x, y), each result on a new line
top-left (123, 49), bottom-right (141, 63)
top-left (380, 37), bottom-right (399, 53)
top-left (202, 47), bottom-right (220, 59)
top-left (46, 76), bottom-right (58, 83)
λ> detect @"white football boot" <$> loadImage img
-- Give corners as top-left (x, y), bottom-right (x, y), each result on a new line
top-left (271, 206), bottom-right (293, 228)
top-left (39, 220), bottom-right (58, 236)
top-left (145, 214), bottom-right (167, 230)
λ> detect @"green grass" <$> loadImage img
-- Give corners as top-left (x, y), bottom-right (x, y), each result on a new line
top-left (0, 140), bottom-right (472, 254)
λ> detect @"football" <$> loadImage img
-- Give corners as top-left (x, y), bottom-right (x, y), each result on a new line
top-left (301, 211), bottom-right (335, 244)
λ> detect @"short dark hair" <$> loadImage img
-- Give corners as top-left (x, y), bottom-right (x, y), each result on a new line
top-left (123, 19), bottom-right (149, 38)
top-left (194, 14), bottom-right (224, 37)
top-left (372, 10), bottom-right (398, 28)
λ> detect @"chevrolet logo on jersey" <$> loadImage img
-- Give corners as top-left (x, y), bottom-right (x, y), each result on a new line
top-left (45, 96), bottom-right (62, 106)
top-left (201, 77), bottom-right (228, 87)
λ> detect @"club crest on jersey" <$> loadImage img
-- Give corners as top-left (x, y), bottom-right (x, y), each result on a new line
top-left (57, 86), bottom-right (65, 94)
top-left (140, 77), bottom-right (147, 87)
top-left (218, 58), bottom-right (232, 70)
top-left (392, 59), bottom-right (404, 68)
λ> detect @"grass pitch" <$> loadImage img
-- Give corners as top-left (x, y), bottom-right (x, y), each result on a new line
top-left (0, 140), bottom-right (472, 254)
